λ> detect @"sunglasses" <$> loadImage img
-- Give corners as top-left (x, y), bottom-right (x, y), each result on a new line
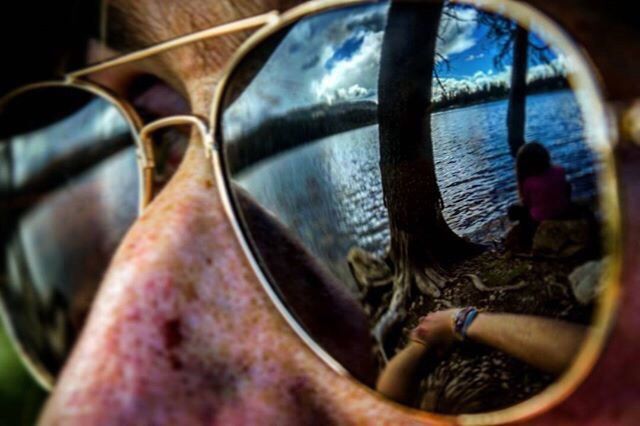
top-left (0, 0), bottom-right (623, 422)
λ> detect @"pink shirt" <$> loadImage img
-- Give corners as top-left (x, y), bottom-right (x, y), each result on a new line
top-left (521, 165), bottom-right (571, 222)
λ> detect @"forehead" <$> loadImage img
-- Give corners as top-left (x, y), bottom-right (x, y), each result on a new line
top-left (107, 0), bottom-right (300, 49)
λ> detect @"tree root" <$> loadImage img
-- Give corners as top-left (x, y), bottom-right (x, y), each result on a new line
top-left (347, 247), bottom-right (393, 290)
top-left (463, 274), bottom-right (528, 292)
top-left (347, 246), bottom-right (453, 361)
top-left (418, 267), bottom-right (448, 294)
top-left (371, 265), bottom-right (412, 362)
top-left (373, 265), bottom-right (448, 362)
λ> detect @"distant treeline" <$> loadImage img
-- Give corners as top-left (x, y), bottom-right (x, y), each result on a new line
top-left (227, 77), bottom-right (569, 173)
top-left (434, 75), bottom-right (569, 111)
top-left (225, 100), bottom-right (378, 174)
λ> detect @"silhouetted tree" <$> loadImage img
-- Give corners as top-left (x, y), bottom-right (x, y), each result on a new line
top-left (477, 11), bottom-right (553, 157)
top-left (373, 0), bottom-right (479, 352)
top-left (507, 24), bottom-right (529, 157)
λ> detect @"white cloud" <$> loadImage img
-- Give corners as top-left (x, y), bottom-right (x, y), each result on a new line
top-left (312, 6), bottom-right (481, 104)
top-left (527, 55), bottom-right (569, 82)
top-left (336, 84), bottom-right (371, 101)
top-left (436, 8), bottom-right (478, 61)
top-left (223, 5), bottom-right (388, 140)
top-left (465, 53), bottom-right (485, 61)
top-left (312, 31), bottom-right (383, 104)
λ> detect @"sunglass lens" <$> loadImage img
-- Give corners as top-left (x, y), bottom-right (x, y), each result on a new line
top-left (217, 1), bottom-right (610, 414)
top-left (0, 85), bottom-right (139, 387)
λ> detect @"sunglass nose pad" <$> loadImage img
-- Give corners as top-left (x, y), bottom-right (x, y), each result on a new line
top-left (203, 133), bottom-right (216, 159)
top-left (136, 143), bottom-right (156, 170)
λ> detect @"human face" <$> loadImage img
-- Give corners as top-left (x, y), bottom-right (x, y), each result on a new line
top-left (12, 0), bottom-right (640, 424)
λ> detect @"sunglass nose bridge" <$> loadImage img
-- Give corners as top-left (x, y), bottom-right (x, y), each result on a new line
top-left (138, 115), bottom-right (212, 209)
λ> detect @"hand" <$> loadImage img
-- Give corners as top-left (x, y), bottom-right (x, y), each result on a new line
top-left (410, 309), bottom-right (458, 347)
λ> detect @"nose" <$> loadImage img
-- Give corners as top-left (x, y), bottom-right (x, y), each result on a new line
top-left (37, 137), bottom-right (395, 424)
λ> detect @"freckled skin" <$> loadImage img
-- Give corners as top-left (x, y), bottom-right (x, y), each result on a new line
top-left (38, 137), bottom-right (428, 425)
top-left (38, 0), bottom-right (640, 424)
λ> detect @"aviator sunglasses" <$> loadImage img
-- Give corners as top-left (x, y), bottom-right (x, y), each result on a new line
top-left (0, 0), bottom-right (625, 423)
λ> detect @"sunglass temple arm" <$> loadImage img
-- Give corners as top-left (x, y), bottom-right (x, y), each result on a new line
top-left (66, 11), bottom-right (280, 79)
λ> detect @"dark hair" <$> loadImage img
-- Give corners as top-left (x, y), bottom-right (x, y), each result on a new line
top-left (516, 141), bottom-right (551, 184)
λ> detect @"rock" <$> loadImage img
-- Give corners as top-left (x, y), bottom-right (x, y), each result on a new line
top-left (532, 219), bottom-right (592, 257)
top-left (569, 258), bottom-right (607, 305)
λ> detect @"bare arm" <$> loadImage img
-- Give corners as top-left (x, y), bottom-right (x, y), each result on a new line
top-left (376, 312), bottom-right (455, 403)
top-left (376, 342), bottom-right (429, 404)
top-left (466, 312), bottom-right (586, 375)
top-left (376, 310), bottom-right (587, 404)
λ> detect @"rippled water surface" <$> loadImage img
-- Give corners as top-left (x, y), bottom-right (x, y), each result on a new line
top-left (236, 91), bottom-right (598, 290)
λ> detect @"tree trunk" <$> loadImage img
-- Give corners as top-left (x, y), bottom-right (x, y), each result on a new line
top-left (372, 0), bottom-right (480, 356)
top-left (507, 24), bottom-right (529, 157)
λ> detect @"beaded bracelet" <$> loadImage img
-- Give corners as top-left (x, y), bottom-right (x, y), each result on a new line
top-left (452, 307), bottom-right (479, 341)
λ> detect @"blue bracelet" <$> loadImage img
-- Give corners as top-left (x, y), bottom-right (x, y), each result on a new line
top-left (461, 308), bottom-right (478, 339)
top-left (453, 307), bottom-right (479, 341)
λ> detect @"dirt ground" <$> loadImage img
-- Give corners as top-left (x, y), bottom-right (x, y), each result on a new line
top-left (358, 229), bottom-right (596, 414)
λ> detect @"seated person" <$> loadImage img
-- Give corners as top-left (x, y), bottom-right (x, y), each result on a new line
top-left (376, 308), bottom-right (587, 406)
top-left (508, 142), bottom-right (572, 249)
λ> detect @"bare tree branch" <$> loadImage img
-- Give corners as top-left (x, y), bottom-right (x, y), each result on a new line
top-left (433, 69), bottom-right (450, 103)
top-left (494, 31), bottom-right (516, 68)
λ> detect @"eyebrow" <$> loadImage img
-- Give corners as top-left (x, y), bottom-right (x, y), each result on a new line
top-left (69, 12), bottom-right (279, 79)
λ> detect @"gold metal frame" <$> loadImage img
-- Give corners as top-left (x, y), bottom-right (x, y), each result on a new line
top-left (0, 0), bottom-right (622, 423)
top-left (207, 2), bottom-right (621, 425)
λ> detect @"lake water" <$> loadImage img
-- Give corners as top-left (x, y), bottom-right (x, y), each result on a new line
top-left (236, 90), bottom-right (599, 291)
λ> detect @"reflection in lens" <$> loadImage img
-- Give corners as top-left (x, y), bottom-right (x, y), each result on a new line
top-left (220, 1), bottom-right (608, 415)
top-left (0, 86), bottom-right (139, 385)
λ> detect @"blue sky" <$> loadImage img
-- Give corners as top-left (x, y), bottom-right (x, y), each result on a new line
top-left (439, 23), bottom-right (497, 79)
top-left (223, 2), bottom-right (568, 140)
top-left (436, 10), bottom-right (558, 79)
